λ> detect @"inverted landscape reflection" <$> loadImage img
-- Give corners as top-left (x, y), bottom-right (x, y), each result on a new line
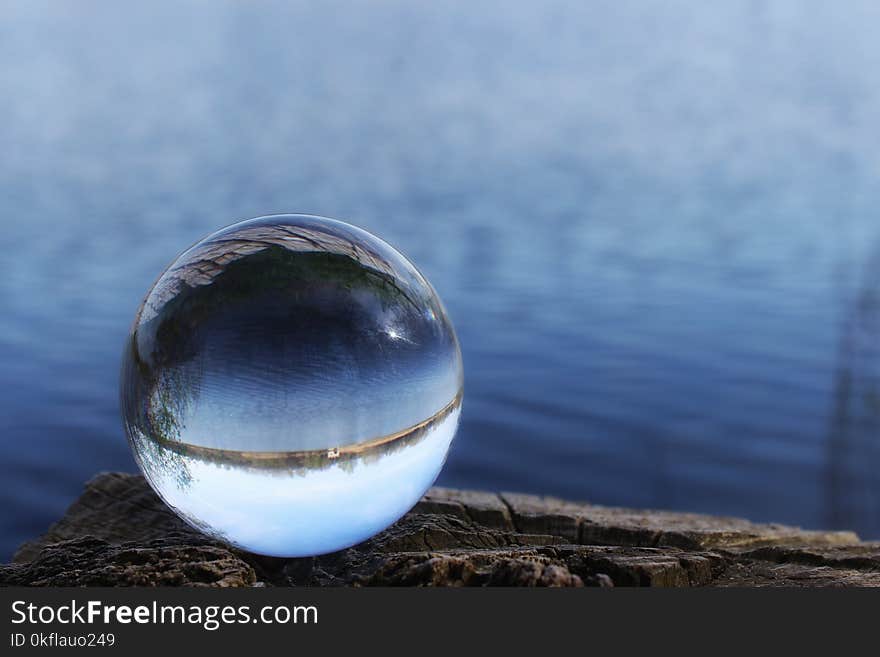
top-left (121, 215), bottom-right (463, 555)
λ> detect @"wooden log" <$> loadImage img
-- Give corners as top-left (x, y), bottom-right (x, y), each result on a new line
top-left (3, 473), bottom-right (877, 587)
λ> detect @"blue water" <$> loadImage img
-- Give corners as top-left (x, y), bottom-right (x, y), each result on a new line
top-left (2, 0), bottom-right (880, 560)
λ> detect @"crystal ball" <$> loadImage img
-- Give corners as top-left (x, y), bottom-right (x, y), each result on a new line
top-left (120, 214), bottom-right (463, 557)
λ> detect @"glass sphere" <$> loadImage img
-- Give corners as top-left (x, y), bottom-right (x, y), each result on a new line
top-left (120, 215), bottom-right (463, 557)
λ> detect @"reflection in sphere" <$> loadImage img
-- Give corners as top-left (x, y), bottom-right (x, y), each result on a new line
top-left (120, 215), bottom-right (463, 556)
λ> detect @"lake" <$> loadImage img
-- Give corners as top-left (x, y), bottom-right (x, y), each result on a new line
top-left (2, 0), bottom-right (880, 560)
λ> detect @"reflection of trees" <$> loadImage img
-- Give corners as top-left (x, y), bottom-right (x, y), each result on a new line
top-left (145, 239), bottom-right (435, 325)
top-left (121, 297), bottom-right (201, 489)
top-left (139, 219), bottom-right (433, 324)
top-left (121, 335), bottom-right (196, 491)
top-left (129, 427), bottom-right (195, 492)
top-left (826, 242), bottom-right (880, 534)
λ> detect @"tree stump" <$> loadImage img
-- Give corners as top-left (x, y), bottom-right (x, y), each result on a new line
top-left (3, 472), bottom-right (878, 587)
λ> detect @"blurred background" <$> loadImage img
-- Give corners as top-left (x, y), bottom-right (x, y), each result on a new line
top-left (2, 0), bottom-right (880, 560)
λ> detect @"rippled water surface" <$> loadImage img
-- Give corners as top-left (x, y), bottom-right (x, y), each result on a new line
top-left (2, 0), bottom-right (880, 559)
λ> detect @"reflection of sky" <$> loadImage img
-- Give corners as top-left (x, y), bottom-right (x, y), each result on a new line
top-left (147, 408), bottom-right (459, 556)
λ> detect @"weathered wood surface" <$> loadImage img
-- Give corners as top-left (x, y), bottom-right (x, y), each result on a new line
top-left (3, 472), bottom-right (879, 587)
